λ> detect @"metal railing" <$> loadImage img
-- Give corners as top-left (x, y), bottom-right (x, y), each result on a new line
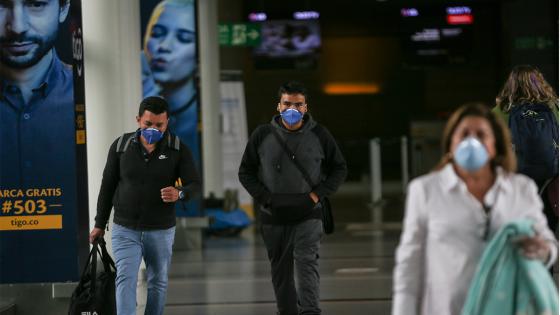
top-left (368, 136), bottom-right (409, 205)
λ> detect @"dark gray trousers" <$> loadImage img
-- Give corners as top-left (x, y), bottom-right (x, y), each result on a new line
top-left (261, 219), bottom-right (323, 315)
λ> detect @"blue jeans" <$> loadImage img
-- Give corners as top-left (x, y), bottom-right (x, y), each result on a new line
top-left (112, 223), bottom-right (175, 315)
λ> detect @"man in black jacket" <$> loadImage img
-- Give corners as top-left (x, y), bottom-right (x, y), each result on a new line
top-left (89, 96), bottom-right (200, 315)
top-left (239, 81), bottom-right (347, 315)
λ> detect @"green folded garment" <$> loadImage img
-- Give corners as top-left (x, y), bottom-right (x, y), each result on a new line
top-left (462, 219), bottom-right (558, 315)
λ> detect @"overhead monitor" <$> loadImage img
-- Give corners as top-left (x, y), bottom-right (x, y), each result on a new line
top-left (400, 5), bottom-right (474, 66)
top-left (252, 18), bottom-right (321, 70)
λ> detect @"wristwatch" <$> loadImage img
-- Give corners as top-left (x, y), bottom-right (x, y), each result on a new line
top-left (178, 190), bottom-right (185, 200)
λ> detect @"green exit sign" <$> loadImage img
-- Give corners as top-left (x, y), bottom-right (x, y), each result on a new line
top-left (514, 36), bottom-right (554, 50)
top-left (219, 23), bottom-right (261, 46)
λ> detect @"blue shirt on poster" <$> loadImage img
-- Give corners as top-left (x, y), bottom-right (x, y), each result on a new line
top-left (0, 53), bottom-right (76, 190)
top-left (0, 53), bottom-right (79, 283)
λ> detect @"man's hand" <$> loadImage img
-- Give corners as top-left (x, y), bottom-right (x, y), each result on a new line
top-left (161, 186), bottom-right (180, 203)
top-left (309, 192), bottom-right (319, 204)
top-left (89, 227), bottom-right (105, 244)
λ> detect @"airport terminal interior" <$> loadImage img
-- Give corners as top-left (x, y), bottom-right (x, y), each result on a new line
top-left (0, 0), bottom-right (558, 314)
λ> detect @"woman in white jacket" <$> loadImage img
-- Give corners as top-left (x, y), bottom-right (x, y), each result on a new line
top-left (392, 103), bottom-right (557, 315)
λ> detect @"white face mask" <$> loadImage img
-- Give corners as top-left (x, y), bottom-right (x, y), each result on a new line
top-left (453, 136), bottom-right (489, 172)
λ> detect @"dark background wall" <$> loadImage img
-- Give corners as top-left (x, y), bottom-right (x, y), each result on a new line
top-left (217, 0), bottom-right (558, 181)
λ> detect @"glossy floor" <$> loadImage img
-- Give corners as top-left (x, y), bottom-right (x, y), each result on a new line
top-left (139, 192), bottom-right (402, 315)
top-left (138, 225), bottom-right (400, 315)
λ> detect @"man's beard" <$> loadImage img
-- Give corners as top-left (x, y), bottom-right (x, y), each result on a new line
top-left (0, 32), bottom-right (57, 69)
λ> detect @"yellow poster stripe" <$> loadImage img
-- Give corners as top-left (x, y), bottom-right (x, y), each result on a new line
top-left (0, 215), bottom-right (63, 231)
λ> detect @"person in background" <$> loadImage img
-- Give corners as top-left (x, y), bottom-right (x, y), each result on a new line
top-left (239, 81), bottom-right (347, 315)
top-left (392, 103), bottom-right (557, 315)
top-left (494, 65), bottom-right (559, 235)
top-left (494, 65), bottom-right (558, 124)
top-left (89, 96), bottom-right (201, 315)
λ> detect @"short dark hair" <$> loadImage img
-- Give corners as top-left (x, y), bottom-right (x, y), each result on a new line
top-left (278, 81), bottom-right (308, 102)
top-left (138, 96), bottom-right (169, 117)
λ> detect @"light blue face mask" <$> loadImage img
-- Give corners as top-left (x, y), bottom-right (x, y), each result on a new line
top-left (141, 128), bottom-right (164, 144)
top-left (453, 136), bottom-right (489, 172)
top-left (280, 108), bottom-right (303, 126)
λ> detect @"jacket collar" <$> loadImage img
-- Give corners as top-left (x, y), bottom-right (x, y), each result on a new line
top-left (439, 163), bottom-right (513, 194)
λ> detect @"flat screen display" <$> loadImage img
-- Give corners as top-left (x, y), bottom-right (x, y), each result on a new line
top-left (253, 19), bottom-right (321, 69)
top-left (400, 5), bottom-right (474, 65)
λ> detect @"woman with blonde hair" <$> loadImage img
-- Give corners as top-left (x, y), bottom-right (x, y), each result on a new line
top-left (392, 103), bottom-right (557, 315)
top-left (142, 0), bottom-right (200, 164)
top-left (494, 65), bottom-right (558, 182)
top-left (494, 65), bottom-right (558, 235)
top-left (495, 65), bottom-right (558, 116)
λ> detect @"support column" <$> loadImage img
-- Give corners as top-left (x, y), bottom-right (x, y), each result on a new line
top-left (198, 0), bottom-right (224, 198)
top-left (82, 0), bottom-right (142, 250)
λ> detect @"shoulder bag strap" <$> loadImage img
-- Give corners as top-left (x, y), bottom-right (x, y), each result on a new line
top-left (116, 133), bottom-right (135, 153)
top-left (271, 128), bottom-right (316, 189)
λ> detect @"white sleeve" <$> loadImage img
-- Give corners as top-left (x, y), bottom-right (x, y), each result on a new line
top-left (392, 179), bottom-right (428, 315)
top-left (519, 177), bottom-right (558, 268)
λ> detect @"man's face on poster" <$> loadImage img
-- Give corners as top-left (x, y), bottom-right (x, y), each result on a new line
top-left (0, 0), bottom-right (69, 69)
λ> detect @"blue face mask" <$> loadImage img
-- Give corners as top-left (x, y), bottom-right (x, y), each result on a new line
top-left (280, 108), bottom-right (303, 126)
top-left (453, 136), bottom-right (489, 172)
top-left (141, 128), bottom-right (164, 144)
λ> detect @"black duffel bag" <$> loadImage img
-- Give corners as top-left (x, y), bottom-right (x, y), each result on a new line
top-left (68, 237), bottom-right (116, 315)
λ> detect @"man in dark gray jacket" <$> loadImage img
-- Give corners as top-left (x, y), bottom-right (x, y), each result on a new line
top-left (239, 81), bottom-right (347, 315)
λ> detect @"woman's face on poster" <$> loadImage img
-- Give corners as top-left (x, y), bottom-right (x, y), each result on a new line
top-left (146, 4), bottom-right (196, 86)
